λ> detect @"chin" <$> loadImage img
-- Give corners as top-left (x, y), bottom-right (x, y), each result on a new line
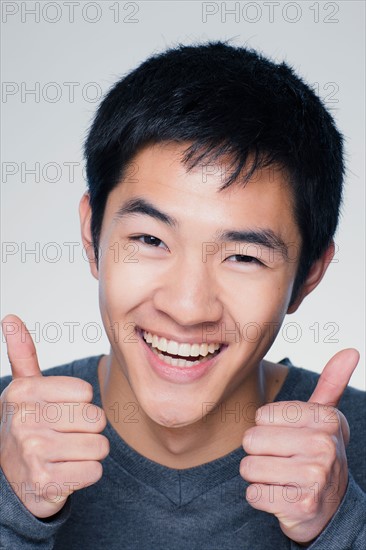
top-left (146, 404), bottom-right (201, 429)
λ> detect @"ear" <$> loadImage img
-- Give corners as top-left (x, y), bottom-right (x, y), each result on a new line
top-left (79, 192), bottom-right (99, 280)
top-left (287, 240), bottom-right (335, 314)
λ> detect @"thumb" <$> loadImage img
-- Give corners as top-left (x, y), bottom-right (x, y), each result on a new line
top-left (1, 314), bottom-right (42, 378)
top-left (309, 348), bottom-right (360, 408)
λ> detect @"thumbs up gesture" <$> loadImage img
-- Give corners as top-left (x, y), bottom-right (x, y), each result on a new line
top-left (240, 349), bottom-right (360, 545)
top-left (0, 314), bottom-right (110, 518)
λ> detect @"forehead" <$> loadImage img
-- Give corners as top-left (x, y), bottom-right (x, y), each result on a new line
top-left (124, 141), bottom-right (290, 187)
top-left (105, 142), bottom-right (298, 241)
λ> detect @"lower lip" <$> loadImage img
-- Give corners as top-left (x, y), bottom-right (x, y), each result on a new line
top-left (137, 328), bottom-right (227, 383)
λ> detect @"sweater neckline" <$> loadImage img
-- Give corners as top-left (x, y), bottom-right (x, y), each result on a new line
top-left (90, 354), bottom-right (303, 505)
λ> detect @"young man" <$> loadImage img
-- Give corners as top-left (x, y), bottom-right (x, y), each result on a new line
top-left (1, 41), bottom-right (365, 549)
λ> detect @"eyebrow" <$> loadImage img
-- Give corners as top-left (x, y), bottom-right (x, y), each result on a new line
top-left (213, 229), bottom-right (289, 259)
top-left (115, 197), bottom-right (178, 229)
top-left (114, 197), bottom-right (289, 259)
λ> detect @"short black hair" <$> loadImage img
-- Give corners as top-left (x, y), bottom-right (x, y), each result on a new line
top-left (84, 39), bottom-right (345, 306)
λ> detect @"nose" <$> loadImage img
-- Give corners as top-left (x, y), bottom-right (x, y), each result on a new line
top-left (152, 253), bottom-right (223, 327)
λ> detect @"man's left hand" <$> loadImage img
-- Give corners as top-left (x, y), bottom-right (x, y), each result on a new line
top-left (240, 348), bottom-right (360, 545)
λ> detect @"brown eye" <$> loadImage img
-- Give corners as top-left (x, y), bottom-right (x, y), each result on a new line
top-left (129, 234), bottom-right (167, 249)
top-left (140, 235), bottom-right (162, 247)
top-left (227, 255), bottom-right (263, 265)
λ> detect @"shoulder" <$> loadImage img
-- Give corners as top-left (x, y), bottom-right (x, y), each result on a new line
top-left (0, 354), bottom-right (102, 395)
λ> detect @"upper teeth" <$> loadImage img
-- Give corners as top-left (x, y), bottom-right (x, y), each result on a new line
top-left (143, 331), bottom-right (221, 357)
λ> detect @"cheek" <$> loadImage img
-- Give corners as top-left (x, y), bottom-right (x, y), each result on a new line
top-left (227, 274), bottom-right (292, 333)
top-left (97, 245), bottom-right (159, 315)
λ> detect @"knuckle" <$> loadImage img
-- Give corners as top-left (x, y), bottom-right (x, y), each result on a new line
top-left (22, 436), bottom-right (45, 459)
top-left (5, 378), bottom-right (28, 402)
top-left (98, 409), bottom-right (108, 430)
top-left (299, 494), bottom-right (318, 518)
top-left (315, 433), bottom-right (331, 451)
top-left (81, 381), bottom-right (93, 402)
top-left (316, 434), bottom-right (338, 464)
top-left (10, 409), bottom-right (24, 432)
top-left (332, 410), bottom-right (342, 430)
top-left (89, 461), bottom-right (103, 484)
top-left (97, 435), bottom-right (110, 459)
top-left (243, 427), bottom-right (255, 450)
top-left (25, 461), bottom-right (52, 491)
top-left (70, 378), bottom-right (93, 403)
top-left (333, 408), bottom-right (341, 424)
top-left (321, 405), bottom-right (340, 426)
top-left (35, 468), bottom-right (52, 490)
top-left (240, 456), bottom-right (251, 478)
top-left (255, 405), bottom-right (267, 423)
top-left (82, 404), bottom-right (104, 427)
top-left (306, 463), bottom-right (327, 487)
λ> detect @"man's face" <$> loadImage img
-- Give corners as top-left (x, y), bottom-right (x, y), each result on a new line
top-left (88, 142), bottom-right (303, 428)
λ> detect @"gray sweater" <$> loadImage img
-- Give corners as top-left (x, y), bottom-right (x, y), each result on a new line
top-left (1, 355), bottom-right (365, 549)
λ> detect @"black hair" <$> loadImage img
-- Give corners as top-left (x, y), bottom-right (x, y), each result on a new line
top-left (84, 39), bottom-right (345, 305)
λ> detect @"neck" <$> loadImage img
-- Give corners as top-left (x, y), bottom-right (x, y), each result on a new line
top-left (98, 353), bottom-right (287, 469)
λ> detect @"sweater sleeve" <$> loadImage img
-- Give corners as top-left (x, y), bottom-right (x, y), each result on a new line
top-left (290, 472), bottom-right (366, 550)
top-left (0, 465), bottom-right (72, 549)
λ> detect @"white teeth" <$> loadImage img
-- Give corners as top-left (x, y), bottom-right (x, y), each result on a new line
top-left (159, 337), bottom-right (168, 352)
top-left (179, 343), bottom-right (192, 357)
top-left (200, 343), bottom-right (208, 356)
top-left (166, 340), bottom-right (179, 355)
top-left (190, 343), bottom-right (200, 357)
top-left (155, 349), bottom-right (201, 368)
top-left (142, 330), bottom-right (221, 358)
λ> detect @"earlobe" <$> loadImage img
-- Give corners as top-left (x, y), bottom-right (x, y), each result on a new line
top-left (79, 192), bottom-right (99, 280)
top-left (287, 241), bottom-right (335, 314)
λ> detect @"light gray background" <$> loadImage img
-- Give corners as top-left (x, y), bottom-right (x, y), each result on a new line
top-left (1, 1), bottom-right (365, 390)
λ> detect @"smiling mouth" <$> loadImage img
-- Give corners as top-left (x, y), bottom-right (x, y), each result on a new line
top-left (150, 342), bottom-right (222, 361)
top-left (139, 328), bottom-right (226, 367)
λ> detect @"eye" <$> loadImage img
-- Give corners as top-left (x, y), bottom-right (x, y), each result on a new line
top-left (129, 234), bottom-right (168, 250)
top-left (226, 254), bottom-right (263, 266)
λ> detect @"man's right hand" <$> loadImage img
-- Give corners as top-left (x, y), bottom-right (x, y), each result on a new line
top-left (0, 314), bottom-right (110, 518)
